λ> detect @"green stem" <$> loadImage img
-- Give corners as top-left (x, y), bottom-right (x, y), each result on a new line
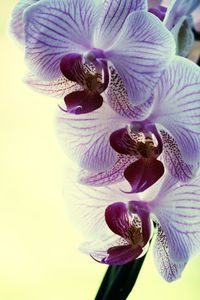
top-left (95, 254), bottom-right (146, 300)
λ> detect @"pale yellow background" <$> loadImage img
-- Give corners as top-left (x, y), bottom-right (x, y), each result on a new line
top-left (1, 1), bottom-right (200, 299)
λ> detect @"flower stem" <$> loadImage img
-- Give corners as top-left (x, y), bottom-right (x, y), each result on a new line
top-left (95, 254), bottom-right (146, 300)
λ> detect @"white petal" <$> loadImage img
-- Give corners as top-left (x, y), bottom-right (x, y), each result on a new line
top-left (160, 130), bottom-right (199, 182)
top-left (55, 101), bottom-right (127, 171)
top-left (106, 11), bottom-right (175, 105)
top-left (25, 73), bottom-right (81, 98)
top-left (153, 224), bottom-right (187, 282)
top-left (150, 174), bottom-right (200, 263)
top-left (64, 172), bottom-right (132, 239)
top-left (150, 56), bottom-right (200, 164)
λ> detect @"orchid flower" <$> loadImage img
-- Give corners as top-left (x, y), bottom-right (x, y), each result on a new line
top-left (82, 201), bottom-right (152, 265)
top-left (12, 0), bottom-right (175, 113)
top-left (67, 173), bottom-right (200, 282)
top-left (56, 56), bottom-right (200, 192)
top-left (148, 0), bottom-right (200, 57)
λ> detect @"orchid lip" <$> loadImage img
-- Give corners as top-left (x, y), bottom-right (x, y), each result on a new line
top-left (59, 52), bottom-right (109, 114)
top-left (109, 124), bottom-right (164, 192)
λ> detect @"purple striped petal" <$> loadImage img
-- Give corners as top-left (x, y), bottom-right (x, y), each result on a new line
top-left (24, 73), bottom-right (81, 98)
top-left (150, 56), bottom-right (200, 164)
top-left (55, 102), bottom-right (127, 171)
top-left (63, 90), bottom-right (103, 114)
top-left (105, 11), bottom-right (175, 105)
top-left (106, 66), bottom-right (153, 121)
top-left (94, 0), bottom-right (147, 49)
top-left (10, 0), bottom-right (39, 43)
top-left (64, 176), bottom-right (133, 239)
top-left (79, 154), bottom-right (136, 186)
top-left (124, 158), bottom-right (164, 193)
top-left (164, 0), bottom-right (200, 30)
top-left (24, 0), bottom-right (100, 80)
top-left (160, 130), bottom-right (198, 182)
top-left (153, 225), bottom-right (187, 282)
top-left (150, 174), bottom-right (200, 263)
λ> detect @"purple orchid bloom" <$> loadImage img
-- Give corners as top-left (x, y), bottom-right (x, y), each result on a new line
top-left (56, 56), bottom-right (200, 192)
top-left (17, 0), bottom-right (175, 113)
top-left (148, 0), bottom-right (200, 57)
top-left (70, 174), bottom-right (200, 282)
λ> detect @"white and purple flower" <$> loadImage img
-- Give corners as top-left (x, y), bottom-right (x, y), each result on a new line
top-left (67, 173), bottom-right (200, 282)
top-left (11, 0), bottom-right (175, 112)
top-left (10, 0), bottom-right (200, 286)
top-left (56, 56), bottom-right (200, 191)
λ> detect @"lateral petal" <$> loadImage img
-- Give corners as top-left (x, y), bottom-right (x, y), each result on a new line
top-left (153, 225), bottom-right (187, 282)
top-left (55, 102), bottom-right (127, 171)
top-left (106, 66), bottom-right (153, 121)
top-left (63, 173), bottom-right (133, 239)
top-left (160, 130), bottom-right (199, 182)
top-left (150, 56), bottom-right (200, 164)
top-left (106, 11), bottom-right (175, 105)
top-left (150, 174), bottom-right (200, 263)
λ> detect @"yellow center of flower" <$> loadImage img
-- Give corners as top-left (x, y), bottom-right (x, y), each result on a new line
top-left (128, 226), bottom-right (144, 248)
top-left (127, 126), bottom-right (159, 159)
top-left (136, 139), bottom-right (155, 159)
top-left (85, 72), bottom-right (102, 92)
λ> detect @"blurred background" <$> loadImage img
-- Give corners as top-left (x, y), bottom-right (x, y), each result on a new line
top-left (1, 1), bottom-right (200, 299)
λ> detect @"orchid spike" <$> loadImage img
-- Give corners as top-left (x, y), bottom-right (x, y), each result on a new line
top-left (164, 0), bottom-right (200, 30)
top-left (148, 0), bottom-right (200, 57)
top-left (15, 0), bottom-right (175, 109)
top-left (57, 56), bottom-right (200, 188)
top-left (69, 174), bottom-right (200, 282)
